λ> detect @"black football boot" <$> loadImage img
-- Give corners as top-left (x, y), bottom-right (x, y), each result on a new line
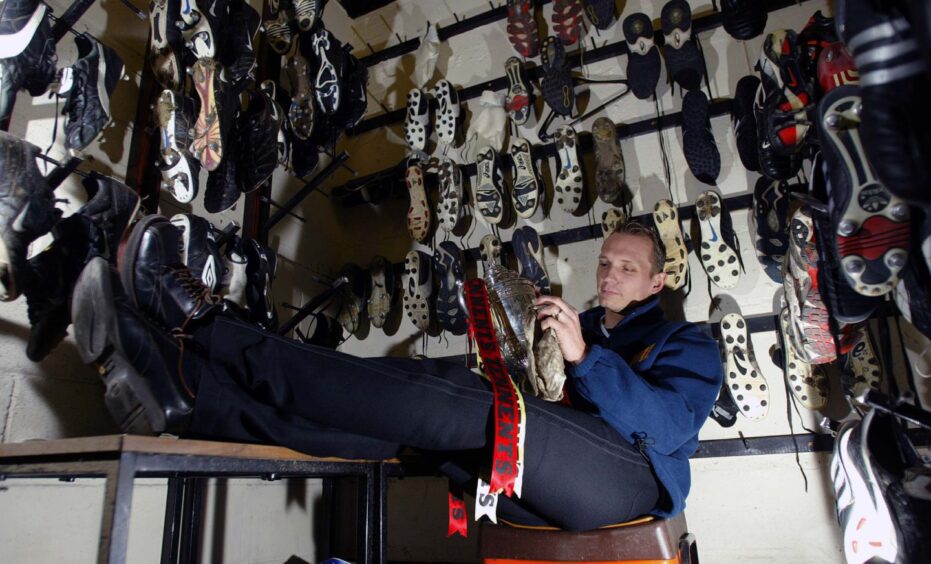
top-left (0, 0), bottom-right (56, 121)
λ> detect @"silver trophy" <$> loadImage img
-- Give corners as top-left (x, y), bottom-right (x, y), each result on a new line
top-left (483, 262), bottom-right (566, 401)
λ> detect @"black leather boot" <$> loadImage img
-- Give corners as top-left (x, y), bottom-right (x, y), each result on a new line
top-left (119, 214), bottom-right (218, 331)
top-left (72, 257), bottom-right (196, 434)
top-left (0, 130), bottom-right (60, 301)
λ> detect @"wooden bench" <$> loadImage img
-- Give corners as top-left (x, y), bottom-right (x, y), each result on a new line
top-left (0, 435), bottom-right (403, 564)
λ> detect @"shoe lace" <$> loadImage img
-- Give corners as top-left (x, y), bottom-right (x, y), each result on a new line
top-left (169, 329), bottom-right (198, 399)
top-left (164, 264), bottom-right (218, 329)
top-left (164, 265), bottom-right (217, 400)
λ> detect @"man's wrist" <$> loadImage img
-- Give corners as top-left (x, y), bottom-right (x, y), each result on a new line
top-left (570, 345), bottom-right (589, 366)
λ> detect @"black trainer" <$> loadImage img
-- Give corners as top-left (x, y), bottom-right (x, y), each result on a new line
top-left (79, 173), bottom-right (141, 261)
top-left (244, 237), bottom-right (278, 331)
top-left (732, 74), bottom-right (761, 173)
top-left (20, 172), bottom-right (144, 360)
top-left (0, 0), bottom-right (56, 121)
top-left (72, 256), bottom-right (194, 434)
top-left (837, 0), bottom-right (931, 204)
top-left (0, 131), bottom-right (60, 301)
top-left (155, 88), bottom-right (200, 204)
top-left (292, 0), bottom-right (324, 31)
top-left (62, 33), bottom-right (125, 152)
top-left (203, 94), bottom-right (242, 213)
top-left (235, 87), bottom-right (279, 194)
top-left (23, 215), bottom-right (95, 362)
top-left (118, 214), bottom-right (218, 331)
top-left (754, 30), bottom-right (813, 160)
top-left (147, 0), bottom-right (184, 91)
top-left (170, 213), bottom-right (223, 293)
top-left (434, 241), bottom-right (468, 335)
top-left (797, 10), bottom-right (837, 99)
top-left (220, 0), bottom-right (260, 94)
top-left (337, 45), bottom-right (368, 130)
top-left (720, 0), bottom-right (766, 40)
top-left (310, 26), bottom-right (344, 115)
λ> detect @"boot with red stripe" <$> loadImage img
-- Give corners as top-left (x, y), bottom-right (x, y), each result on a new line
top-left (755, 30), bottom-right (813, 173)
top-left (818, 84), bottom-right (910, 297)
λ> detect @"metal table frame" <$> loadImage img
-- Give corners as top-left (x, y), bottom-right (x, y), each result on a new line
top-left (0, 435), bottom-right (399, 564)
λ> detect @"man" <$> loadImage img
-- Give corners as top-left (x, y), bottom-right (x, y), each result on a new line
top-left (71, 216), bottom-right (722, 531)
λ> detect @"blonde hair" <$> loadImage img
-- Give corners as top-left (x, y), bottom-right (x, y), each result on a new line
top-left (610, 221), bottom-right (666, 275)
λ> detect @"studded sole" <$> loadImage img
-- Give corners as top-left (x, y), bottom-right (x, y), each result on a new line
top-left (778, 307), bottom-right (828, 410)
top-left (696, 191), bottom-right (740, 289)
top-left (403, 250), bottom-right (431, 331)
top-left (405, 163), bottom-right (430, 242)
top-left (190, 58), bottom-right (222, 171)
top-left (653, 199), bottom-right (688, 290)
top-left (720, 312), bottom-right (769, 420)
top-left (554, 126), bottom-right (583, 214)
top-left (821, 88), bottom-right (910, 297)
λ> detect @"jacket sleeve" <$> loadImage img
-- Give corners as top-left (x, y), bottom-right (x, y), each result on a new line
top-left (569, 326), bottom-right (723, 455)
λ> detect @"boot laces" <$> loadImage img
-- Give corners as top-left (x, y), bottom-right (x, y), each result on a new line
top-left (163, 264), bottom-right (218, 330)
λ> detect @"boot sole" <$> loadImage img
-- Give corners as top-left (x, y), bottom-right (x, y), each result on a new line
top-left (696, 190), bottom-right (740, 289)
top-left (367, 259), bottom-right (392, 329)
top-left (479, 234), bottom-right (502, 265)
top-left (434, 242), bottom-right (466, 333)
top-left (191, 58), bottom-right (222, 171)
top-left (720, 313), bottom-right (769, 420)
top-left (512, 226), bottom-right (550, 293)
top-left (404, 88), bottom-right (429, 152)
top-left (474, 147), bottom-right (504, 224)
top-left (436, 158), bottom-right (462, 232)
top-left (653, 199), bottom-right (688, 290)
top-left (554, 126), bottom-right (583, 213)
top-left (600, 208), bottom-right (625, 238)
top-left (71, 257), bottom-right (165, 434)
top-left (156, 90), bottom-right (196, 202)
top-left (592, 118), bottom-right (625, 203)
top-left (287, 53), bottom-right (315, 140)
top-left (820, 88), bottom-right (910, 297)
top-left (786, 207), bottom-right (837, 364)
top-left (433, 80), bottom-right (459, 148)
top-left (405, 163), bottom-right (430, 242)
top-left (504, 58), bottom-right (531, 126)
top-left (510, 137), bottom-right (539, 218)
top-left (402, 251), bottom-right (431, 331)
top-left (844, 325), bottom-right (882, 399)
top-left (778, 308), bottom-right (828, 410)
top-left (293, 0), bottom-right (318, 31)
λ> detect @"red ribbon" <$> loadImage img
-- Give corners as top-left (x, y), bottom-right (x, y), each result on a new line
top-left (447, 491), bottom-right (468, 537)
top-left (464, 278), bottom-right (522, 497)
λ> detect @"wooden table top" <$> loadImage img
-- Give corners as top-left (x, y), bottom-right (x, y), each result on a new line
top-left (0, 435), bottom-right (400, 464)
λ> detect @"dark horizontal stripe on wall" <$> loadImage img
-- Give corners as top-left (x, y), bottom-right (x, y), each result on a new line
top-left (334, 98), bottom-right (734, 200)
top-left (358, 1), bottom-right (555, 67)
top-left (347, 0), bottom-right (814, 136)
top-left (691, 433), bottom-right (835, 458)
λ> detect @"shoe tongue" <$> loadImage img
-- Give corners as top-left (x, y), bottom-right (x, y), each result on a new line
top-left (57, 67), bottom-right (75, 96)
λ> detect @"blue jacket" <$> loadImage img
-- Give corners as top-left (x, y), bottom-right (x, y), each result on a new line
top-left (569, 296), bottom-right (722, 517)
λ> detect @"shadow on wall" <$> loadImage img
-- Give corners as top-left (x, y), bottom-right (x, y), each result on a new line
top-left (0, 316), bottom-right (118, 438)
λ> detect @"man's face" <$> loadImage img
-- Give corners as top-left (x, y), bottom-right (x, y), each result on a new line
top-left (596, 233), bottom-right (666, 313)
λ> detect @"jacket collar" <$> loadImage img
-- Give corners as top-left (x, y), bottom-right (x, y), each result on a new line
top-left (581, 296), bottom-right (662, 335)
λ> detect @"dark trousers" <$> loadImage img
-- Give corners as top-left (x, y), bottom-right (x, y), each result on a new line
top-left (189, 316), bottom-right (661, 531)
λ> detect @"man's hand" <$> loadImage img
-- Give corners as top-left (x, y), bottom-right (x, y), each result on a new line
top-left (534, 295), bottom-right (588, 365)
